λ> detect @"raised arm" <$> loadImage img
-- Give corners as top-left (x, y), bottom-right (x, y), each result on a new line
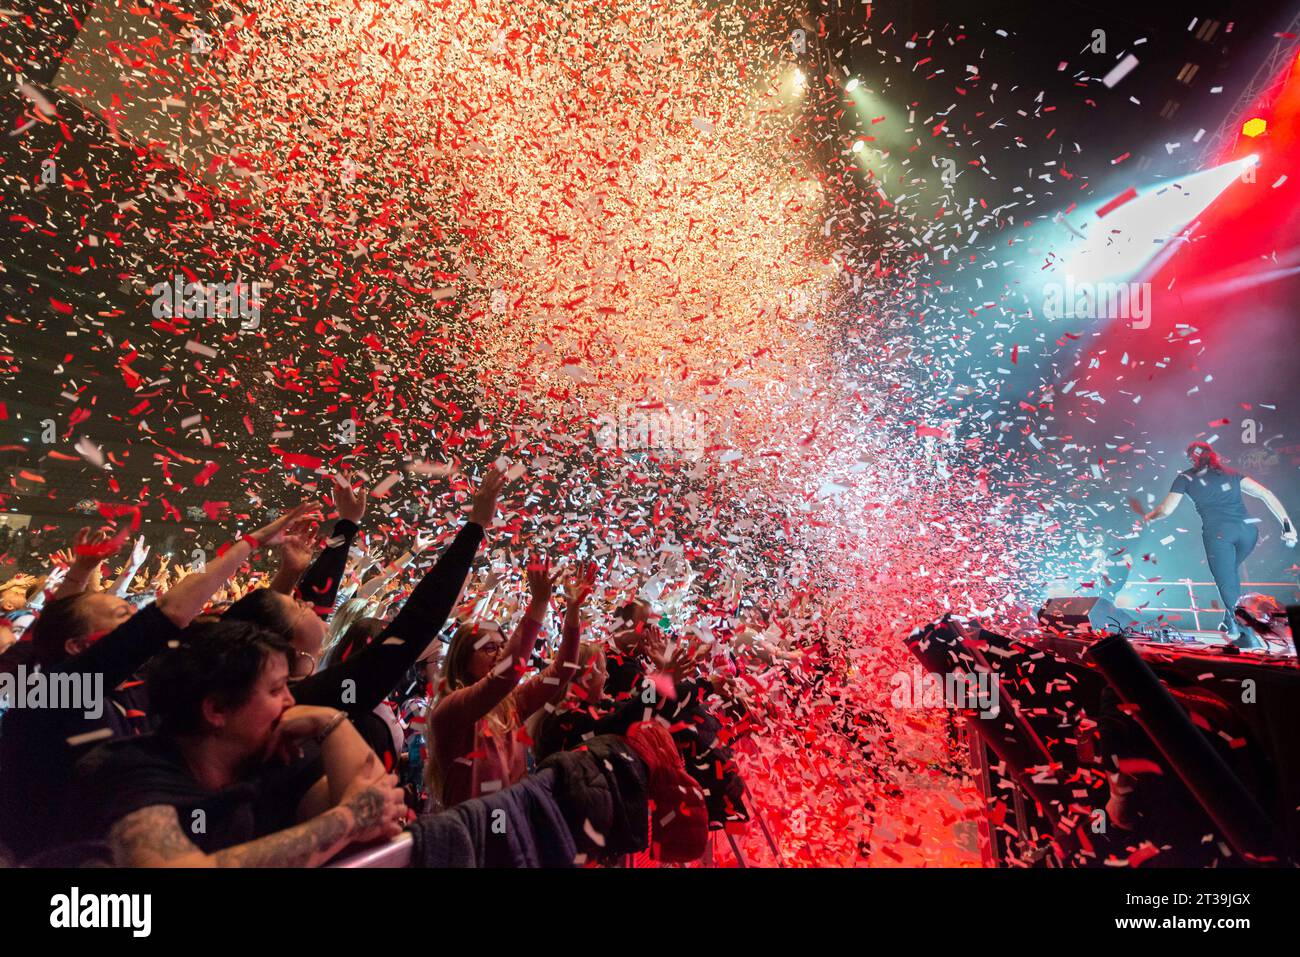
top-left (290, 469), bottom-right (504, 716)
top-left (516, 560), bottom-right (595, 720)
top-left (269, 517), bottom-right (319, 597)
top-left (1144, 492), bottom-right (1183, 522)
top-left (51, 527), bottom-right (128, 601)
top-left (292, 473), bottom-right (368, 616)
top-left (432, 612), bottom-right (545, 734)
top-left (109, 536), bottom-right (151, 597)
top-left (63, 505), bottom-right (315, 687)
top-left (432, 563), bottom-right (551, 733)
top-left (1242, 477), bottom-right (1296, 543)
top-left (352, 534), bottom-right (432, 602)
top-left (155, 504), bottom-right (317, 627)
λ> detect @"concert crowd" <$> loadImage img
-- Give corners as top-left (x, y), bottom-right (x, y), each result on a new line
top-left (0, 469), bottom-right (815, 867)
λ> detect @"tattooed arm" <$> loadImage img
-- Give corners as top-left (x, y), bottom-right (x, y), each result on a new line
top-left (285, 706), bottom-right (390, 816)
top-left (107, 774), bottom-right (405, 868)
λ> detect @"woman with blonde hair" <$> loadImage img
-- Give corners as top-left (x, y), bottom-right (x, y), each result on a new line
top-left (425, 558), bottom-right (596, 810)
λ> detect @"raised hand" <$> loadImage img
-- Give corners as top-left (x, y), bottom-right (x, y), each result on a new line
top-left (342, 766), bottom-right (407, 843)
top-left (49, 526), bottom-right (129, 599)
top-left (468, 467), bottom-right (507, 527)
top-left (250, 502), bottom-right (321, 549)
top-left (71, 526), bottom-right (130, 564)
top-left (130, 535), bottom-right (151, 567)
top-left (664, 638), bottom-right (707, 680)
top-left (331, 472), bottom-right (368, 525)
top-left (563, 560), bottom-right (598, 608)
top-left (645, 622), bottom-right (671, 667)
top-left (525, 554), bottom-right (559, 610)
top-left (277, 518), bottom-right (318, 574)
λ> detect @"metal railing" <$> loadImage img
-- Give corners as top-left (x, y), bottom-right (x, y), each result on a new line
top-left (326, 832), bottom-right (413, 868)
top-left (1112, 579), bottom-right (1299, 632)
top-left (326, 807), bottom-right (784, 868)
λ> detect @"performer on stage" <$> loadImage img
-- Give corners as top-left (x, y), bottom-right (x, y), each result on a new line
top-left (1144, 441), bottom-right (1296, 649)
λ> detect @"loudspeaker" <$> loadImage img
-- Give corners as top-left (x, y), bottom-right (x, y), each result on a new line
top-left (1037, 596), bottom-right (1129, 635)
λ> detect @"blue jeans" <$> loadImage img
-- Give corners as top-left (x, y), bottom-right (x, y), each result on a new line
top-left (1202, 522), bottom-right (1259, 645)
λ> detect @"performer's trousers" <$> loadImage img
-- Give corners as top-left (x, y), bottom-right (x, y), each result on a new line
top-left (1202, 522), bottom-right (1259, 647)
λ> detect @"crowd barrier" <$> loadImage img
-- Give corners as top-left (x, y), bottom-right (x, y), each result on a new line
top-left (325, 807), bottom-right (785, 868)
top-left (326, 832), bottom-right (413, 868)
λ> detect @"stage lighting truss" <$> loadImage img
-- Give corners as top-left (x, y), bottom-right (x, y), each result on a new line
top-left (1198, 10), bottom-right (1300, 166)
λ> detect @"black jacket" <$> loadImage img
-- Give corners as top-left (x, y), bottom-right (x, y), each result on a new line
top-left (0, 604), bottom-right (181, 859)
top-left (540, 735), bottom-right (649, 858)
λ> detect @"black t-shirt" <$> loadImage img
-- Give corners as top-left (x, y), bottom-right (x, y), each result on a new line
top-left (352, 708), bottom-right (400, 772)
top-left (0, 603), bottom-right (179, 859)
top-left (534, 699), bottom-right (653, 761)
top-left (71, 733), bottom-right (323, 856)
top-left (1171, 468), bottom-right (1249, 528)
top-left (604, 650), bottom-right (650, 700)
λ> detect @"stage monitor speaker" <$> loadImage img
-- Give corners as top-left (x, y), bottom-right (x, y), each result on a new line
top-left (1037, 596), bottom-right (1130, 635)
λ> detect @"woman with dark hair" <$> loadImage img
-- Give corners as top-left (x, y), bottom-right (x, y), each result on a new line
top-left (1146, 441), bottom-right (1296, 648)
top-left (280, 470), bottom-right (505, 714)
top-left (76, 619), bottom-right (405, 867)
top-left (224, 586), bottom-right (328, 679)
top-left (0, 504), bottom-right (315, 860)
